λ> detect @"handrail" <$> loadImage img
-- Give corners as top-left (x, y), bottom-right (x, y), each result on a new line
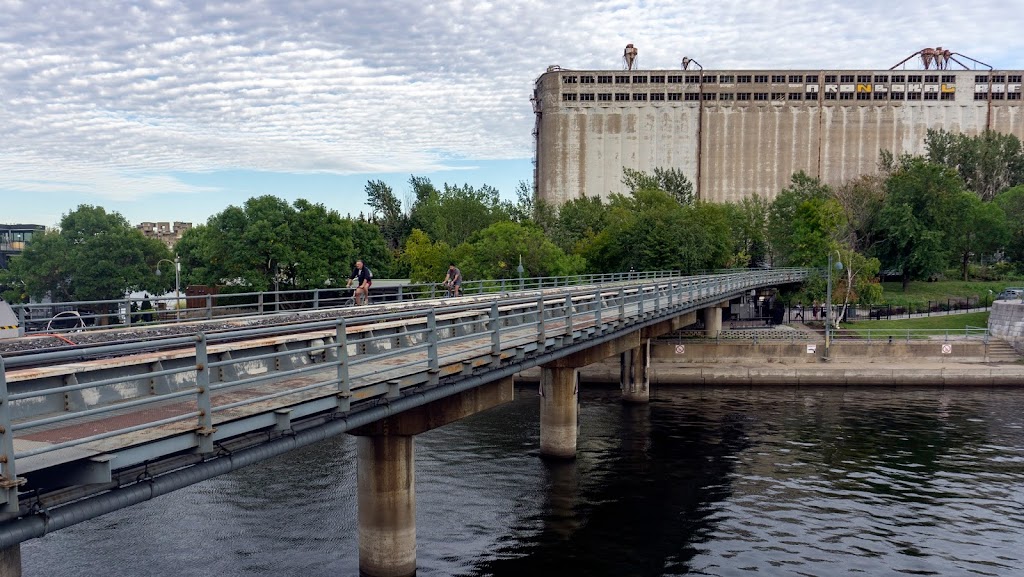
top-left (0, 268), bottom-right (808, 519)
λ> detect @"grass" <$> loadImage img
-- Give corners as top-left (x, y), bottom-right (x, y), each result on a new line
top-left (842, 311), bottom-right (990, 336)
top-left (878, 281), bottom-right (1006, 306)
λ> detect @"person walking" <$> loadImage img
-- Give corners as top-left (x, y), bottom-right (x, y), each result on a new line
top-left (442, 263), bottom-right (462, 297)
top-left (346, 259), bottom-right (373, 305)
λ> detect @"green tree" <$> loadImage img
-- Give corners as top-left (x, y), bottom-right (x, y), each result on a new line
top-left (723, 195), bottom-right (770, 268)
top-left (409, 182), bottom-right (513, 247)
top-left (621, 166), bottom-right (695, 205)
top-left (365, 179), bottom-right (409, 250)
top-left (994, 185), bottom-right (1024, 270)
top-left (767, 172), bottom-right (833, 266)
top-left (947, 192), bottom-right (1009, 280)
top-left (926, 128), bottom-right (1024, 201)
top-left (873, 159), bottom-right (964, 290)
top-left (463, 221), bottom-right (585, 280)
top-left (178, 195), bottom-right (376, 291)
top-left (552, 195), bottom-right (608, 254)
top-left (581, 189), bottom-right (731, 273)
top-left (833, 174), bottom-right (886, 254)
top-left (1, 205), bottom-right (170, 302)
top-left (401, 229), bottom-right (453, 283)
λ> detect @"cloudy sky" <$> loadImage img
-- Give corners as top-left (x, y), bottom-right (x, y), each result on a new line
top-left (3, 0), bottom-right (1023, 228)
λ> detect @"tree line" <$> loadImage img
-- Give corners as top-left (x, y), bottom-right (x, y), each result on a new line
top-left (2, 128), bottom-right (1022, 305)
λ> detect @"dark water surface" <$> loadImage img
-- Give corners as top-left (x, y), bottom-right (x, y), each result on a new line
top-left (23, 386), bottom-right (1024, 576)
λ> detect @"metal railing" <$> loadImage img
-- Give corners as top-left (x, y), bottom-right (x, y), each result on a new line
top-left (0, 268), bottom-right (806, 544)
top-left (8, 270), bottom-right (682, 335)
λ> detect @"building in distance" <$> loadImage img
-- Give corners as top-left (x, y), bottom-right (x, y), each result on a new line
top-left (532, 46), bottom-right (1024, 206)
top-left (0, 224), bottom-right (45, 269)
top-left (137, 221), bottom-right (192, 250)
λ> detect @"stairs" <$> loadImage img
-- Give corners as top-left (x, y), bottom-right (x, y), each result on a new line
top-left (987, 339), bottom-right (1021, 363)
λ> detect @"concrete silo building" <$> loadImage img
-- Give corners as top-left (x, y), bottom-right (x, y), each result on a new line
top-left (531, 47), bottom-right (1024, 205)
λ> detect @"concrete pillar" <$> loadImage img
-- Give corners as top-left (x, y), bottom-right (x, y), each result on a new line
top-left (540, 367), bottom-right (578, 459)
top-left (620, 340), bottom-right (650, 404)
top-left (0, 545), bottom-right (20, 577)
top-left (357, 435), bottom-right (416, 577)
top-left (703, 306), bottom-right (722, 338)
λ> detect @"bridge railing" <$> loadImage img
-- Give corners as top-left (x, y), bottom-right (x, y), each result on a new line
top-left (8, 270), bottom-right (683, 335)
top-left (0, 268), bottom-right (807, 496)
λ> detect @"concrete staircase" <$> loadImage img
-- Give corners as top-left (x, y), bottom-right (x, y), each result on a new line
top-left (987, 339), bottom-right (1021, 363)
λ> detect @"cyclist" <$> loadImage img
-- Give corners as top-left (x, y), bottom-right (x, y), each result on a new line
top-left (345, 259), bottom-right (373, 305)
top-left (442, 263), bottom-right (462, 297)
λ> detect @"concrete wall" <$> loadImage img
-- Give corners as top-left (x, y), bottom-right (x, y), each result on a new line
top-left (989, 301), bottom-right (1024, 354)
top-left (535, 68), bottom-right (1024, 205)
top-left (655, 341), bottom-right (988, 363)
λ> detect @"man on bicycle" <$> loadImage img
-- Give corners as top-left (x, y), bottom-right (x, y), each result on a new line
top-left (346, 259), bottom-right (372, 305)
top-left (442, 263), bottom-right (462, 297)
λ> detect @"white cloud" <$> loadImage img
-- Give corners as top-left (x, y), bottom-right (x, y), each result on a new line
top-left (0, 0), bottom-right (1022, 200)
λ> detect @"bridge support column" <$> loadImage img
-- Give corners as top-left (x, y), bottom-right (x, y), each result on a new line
top-left (620, 340), bottom-right (650, 404)
top-left (540, 367), bottom-right (578, 459)
top-left (703, 306), bottom-right (723, 338)
top-left (0, 545), bottom-right (20, 577)
top-left (357, 435), bottom-right (416, 577)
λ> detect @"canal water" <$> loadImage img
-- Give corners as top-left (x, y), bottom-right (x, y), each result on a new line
top-left (23, 386), bottom-right (1024, 576)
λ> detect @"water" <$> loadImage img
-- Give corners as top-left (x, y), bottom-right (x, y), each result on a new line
top-left (22, 386), bottom-right (1024, 576)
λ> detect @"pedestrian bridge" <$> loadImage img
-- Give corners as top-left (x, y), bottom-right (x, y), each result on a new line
top-left (0, 268), bottom-right (807, 576)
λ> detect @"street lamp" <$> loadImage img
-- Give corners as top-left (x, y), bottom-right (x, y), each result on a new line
top-left (156, 254), bottom-right (181, 322)
top-left (824, 251), bottom-right (844, 360)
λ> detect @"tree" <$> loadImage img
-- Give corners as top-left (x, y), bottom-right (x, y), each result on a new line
top-left (463, 221), bottom-right (585, 280)
top-left (409, 182), bottom-right (513, 247)
top-left (994, 185), bottom-right (1024, 271)
top-left (621, 167), bottom-right (695, 205)
top-left (178, 195), bottom-right (376, 291)
top-left (401, 229), bottom-right (453, 284)
top-left (1, 205), bottom-right (170, 302)
top-left (767, 172), bottom-right (834, 266)
top-left (833, 175), bottom-right (886, 254)
top-left (873, 159), bottom-right (964, 290)
top-left (365, 179), bottom-right (409, 250)
top-left (580, 189), bottom-right (732, 274)
top-left (552, 195), bottom-right (608, 254)
top-left (724, 195), bottom-right (770, 268)
top-left (947, 192), bottom-right (1009, 280)
top-left (926, 129), bottom-right (1024, 201)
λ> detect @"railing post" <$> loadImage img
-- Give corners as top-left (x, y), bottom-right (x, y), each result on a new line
top-left (638, 286), bottom-right (645, 318)
top-left (195, 334), bottom-right (215, 454)
top-left (655, 284), bottom-right (661, 313)
top-left (17, 307), bottom-right (26, 337)
top-left (0, 357), bottom-right (24, 515)
top-left (258, 292), bottom-right (264, 315)
top-left (594, 288), bottom-right (602, 331)
top-left (427, 310), bottom-right (439, 386)
top-left (564, 295), bottom-right (574, 342)
top-left (125, 300), bottom-right (133, 327)
top-left (205, 295), bottom-right (213, 320)
top-left (314, 289), bottom-right (320, 310)
top-left (500, 278), bottom-right (506, 293)
top-left (537, 295), bottom-right (547, 352)
top-left (336, 319), bottom-right (350, 412)
top-left (489, 302), bottom-right (501, 367)
top-left (397, 285), bottom-right (403, 302)
top-left (618, 288), bottom-right (626, 323)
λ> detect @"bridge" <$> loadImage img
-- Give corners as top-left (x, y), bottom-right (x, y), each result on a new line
top-left (0, 269), bottom-right (806, 577)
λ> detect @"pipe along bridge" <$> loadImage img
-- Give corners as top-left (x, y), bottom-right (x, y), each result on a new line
top-left (0, 269), bottom-right (806, 576)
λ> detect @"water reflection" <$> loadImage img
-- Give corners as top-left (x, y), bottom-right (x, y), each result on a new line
top-left (21, 386), bottom-right (1024, 577)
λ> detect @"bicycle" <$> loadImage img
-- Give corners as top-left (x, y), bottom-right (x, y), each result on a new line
top-left (441, 281), bottom-right (459, 298)
top-left (344, 287), bottom-right (373, 307)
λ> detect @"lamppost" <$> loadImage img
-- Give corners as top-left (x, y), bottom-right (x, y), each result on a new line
top-left (155, 254), bottom-right (181, 321)
top-left (824, 251), bottom-right (844, 360)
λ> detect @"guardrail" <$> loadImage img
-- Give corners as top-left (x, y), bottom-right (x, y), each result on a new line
top-left (0, 269), bottom-right (806, 492)
top-left (0, 268), bottom-right (808, 547)
top-left (8, 270), bottom-right (683, 335)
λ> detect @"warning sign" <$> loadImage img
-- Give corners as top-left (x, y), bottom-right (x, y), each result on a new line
top-left (807, 344), bottom-right (817, 354)
top-left (675, 344), bottom-right (685, 354)
top-left (941, 344), bottom-right (952, 354)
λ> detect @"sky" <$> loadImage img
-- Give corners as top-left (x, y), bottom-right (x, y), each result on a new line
top-left (2, 0), bottom-right (1023, 229)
